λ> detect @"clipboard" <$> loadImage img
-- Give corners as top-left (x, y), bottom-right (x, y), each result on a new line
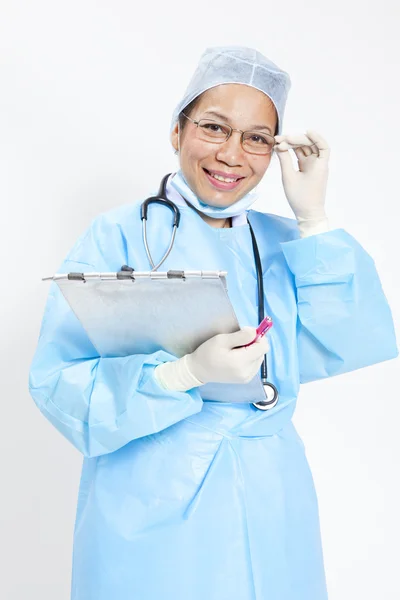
top-left (44, 268), bottom-right (268, 405)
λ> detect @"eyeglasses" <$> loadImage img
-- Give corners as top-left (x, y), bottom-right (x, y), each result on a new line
top-left (181, 113), bottom-right (276, 155)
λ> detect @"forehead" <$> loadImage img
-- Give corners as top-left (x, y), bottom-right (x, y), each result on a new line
top-left (193, 84), bottom-right (277, 126)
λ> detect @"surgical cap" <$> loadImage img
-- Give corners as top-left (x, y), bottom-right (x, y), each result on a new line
top-left (170, 46), bottom-right (291, 137)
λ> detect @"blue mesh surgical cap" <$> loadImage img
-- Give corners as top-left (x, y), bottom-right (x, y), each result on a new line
top-left (170, 46), bottom-right (291, 137)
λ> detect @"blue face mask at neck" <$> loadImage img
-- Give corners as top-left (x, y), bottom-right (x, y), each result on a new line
top-left (170, 169), bottom-right (259, 218)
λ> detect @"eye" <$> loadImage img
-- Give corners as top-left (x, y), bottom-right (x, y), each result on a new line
top-left (249, 134), bottom-right (269, 145)
top-left (202, 123), bottom-right (224, 133)
top-left (197, 120), bottom-right (230, 140)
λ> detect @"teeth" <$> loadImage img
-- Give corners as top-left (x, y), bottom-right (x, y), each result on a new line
top-left (209, 172), bottom-right (238, 183)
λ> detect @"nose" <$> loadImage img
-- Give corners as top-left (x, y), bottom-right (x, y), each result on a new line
top-left (215, 130), bottom-right (246, 166)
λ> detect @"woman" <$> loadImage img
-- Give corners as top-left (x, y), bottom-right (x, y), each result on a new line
top-left (29, 46), bottom-right (398, 600)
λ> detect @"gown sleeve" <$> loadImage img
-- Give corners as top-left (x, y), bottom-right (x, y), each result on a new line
top-left (280, 228), bottom-right (399, 383)
top-left (28, 214), bottom-right (203, 458)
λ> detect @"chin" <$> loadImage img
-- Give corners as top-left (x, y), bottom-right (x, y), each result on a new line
top-left (202, 196), bottom-right (238, 208)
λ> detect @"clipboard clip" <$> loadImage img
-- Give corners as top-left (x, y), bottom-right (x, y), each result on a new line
top-left (68, 272), bottom-right (86, 281)
top-left (167, 270), bottom-right (185, 279)
top-left (117, 265), bottom-right (135, 280)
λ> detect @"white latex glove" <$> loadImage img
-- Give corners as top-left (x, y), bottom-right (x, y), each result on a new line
top-left (274, 130), bottom-right (331, 238)
top-left (154, 327), bottom-right (270, 392)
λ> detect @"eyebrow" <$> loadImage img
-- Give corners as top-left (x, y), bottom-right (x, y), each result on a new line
top-left (202, 110), bottom-right (274, 134)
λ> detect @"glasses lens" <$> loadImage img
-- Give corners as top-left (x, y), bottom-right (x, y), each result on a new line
top-left (197, 120), bottom-right (230, 142)
top-left (243, 132), bottom-right (275, 155)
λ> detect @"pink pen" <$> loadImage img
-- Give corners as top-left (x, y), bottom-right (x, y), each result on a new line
top-left (241, 316), bottom-right (273, 348)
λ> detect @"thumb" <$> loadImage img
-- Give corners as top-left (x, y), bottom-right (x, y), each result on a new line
top-left (225, 327), bottom-right (257, 348)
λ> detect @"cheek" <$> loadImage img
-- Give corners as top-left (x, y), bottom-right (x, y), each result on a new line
top-left (182, 139), bottom-right (216, 165)
top-left (250, 155), bottom-right (272, 179)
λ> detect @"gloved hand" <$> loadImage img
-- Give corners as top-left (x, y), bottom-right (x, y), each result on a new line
top-left (274, 130), bottom-right (331, 238)
top-left (154, 327), bottom-right (270, 392)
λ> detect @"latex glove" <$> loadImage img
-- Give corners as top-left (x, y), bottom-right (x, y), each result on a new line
top-left (274, 130), bottom-right (331, 238)
top-left (154, 327), bottom-right (270, 391)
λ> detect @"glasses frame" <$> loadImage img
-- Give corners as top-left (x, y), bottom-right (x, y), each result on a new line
top-left (181, 112), bottom-right (276, 155)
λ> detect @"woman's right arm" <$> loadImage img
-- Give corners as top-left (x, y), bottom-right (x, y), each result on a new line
top-left (28, 215), bottom-right (203, 458)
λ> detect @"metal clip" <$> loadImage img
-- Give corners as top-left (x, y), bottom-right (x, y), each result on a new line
top-left (167, 270), bottom-right (186, 279)
top-left (67, 272), bottom-right (85, 281)
top-left (116, 270), bottom-right (135, 280)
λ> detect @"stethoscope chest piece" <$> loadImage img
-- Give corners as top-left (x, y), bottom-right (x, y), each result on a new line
top-left (252, 382), bottom-right (279, 411)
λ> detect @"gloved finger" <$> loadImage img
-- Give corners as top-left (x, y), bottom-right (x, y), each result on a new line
top-left (275, 132), bottom-right (324, 148)
top-left (293, 147), bottom-right (307, 159)
top-left (254, 335), bottom-right (270, 354)
top-left (226, 327), bottom-right (258, 348)
top-left (304, 130), bottom-right (331, 160)
top-left (274, 133), bottom-right (313, 150)
top-left (293, 147), bottom-right (313, 159)
top-left (236, 338), bottom-right (269, 361)
top-left (251, 339), bottom-right (270, 360)
top-left (274, 148), bottom-right (297, 179)
top-left (227, 328), bottom-right (270, 355)
top-left (245, 355), bottom-right (266, 381)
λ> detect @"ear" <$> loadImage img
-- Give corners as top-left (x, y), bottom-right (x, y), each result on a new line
top-left (171, 122), bottom-right (179, 152)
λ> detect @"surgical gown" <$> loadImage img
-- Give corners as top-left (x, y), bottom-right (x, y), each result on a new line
top-left (29, 192), bottom-right (398, 600)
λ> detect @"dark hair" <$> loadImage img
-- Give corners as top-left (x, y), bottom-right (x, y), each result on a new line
top-left (178, 93), bottom-right (279, 137)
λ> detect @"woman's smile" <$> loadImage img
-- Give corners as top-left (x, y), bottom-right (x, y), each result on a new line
top-left (202, 167), bottom-right (245, 191)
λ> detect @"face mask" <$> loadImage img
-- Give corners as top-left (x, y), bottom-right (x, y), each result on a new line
top-left (170, 169), bottom-right (259, 218)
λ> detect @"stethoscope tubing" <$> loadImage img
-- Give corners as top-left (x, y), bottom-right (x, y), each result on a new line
top-left (140, 173), bottom-right (279, 410)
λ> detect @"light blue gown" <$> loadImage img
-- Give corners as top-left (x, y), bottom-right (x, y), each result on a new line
top-left (29, 187), bottom-right (398, 600)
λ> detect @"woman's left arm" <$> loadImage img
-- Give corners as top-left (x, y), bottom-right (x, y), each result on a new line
top-left (275, 131), bottom-right (398, 382)
top-left (280, 229), bottom-right (398, 383)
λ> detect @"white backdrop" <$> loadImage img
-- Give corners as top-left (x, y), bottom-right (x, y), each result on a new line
top-left (1, 1), bottom-right (399, 599)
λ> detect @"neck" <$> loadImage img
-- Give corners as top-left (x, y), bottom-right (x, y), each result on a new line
top-left (201, 214), bottom-right (232, 229)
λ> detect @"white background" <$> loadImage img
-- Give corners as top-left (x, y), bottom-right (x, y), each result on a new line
top-left (1, 1), bottom-right (399, 598)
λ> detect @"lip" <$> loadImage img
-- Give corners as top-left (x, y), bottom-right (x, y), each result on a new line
top-left (205, 168), bottom-right (244, 179)
top-left (203, 168), bottom-right (245, 191)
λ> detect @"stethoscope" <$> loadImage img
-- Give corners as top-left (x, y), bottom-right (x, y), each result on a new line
top-left (140, 173), bottom-right (279, 411)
